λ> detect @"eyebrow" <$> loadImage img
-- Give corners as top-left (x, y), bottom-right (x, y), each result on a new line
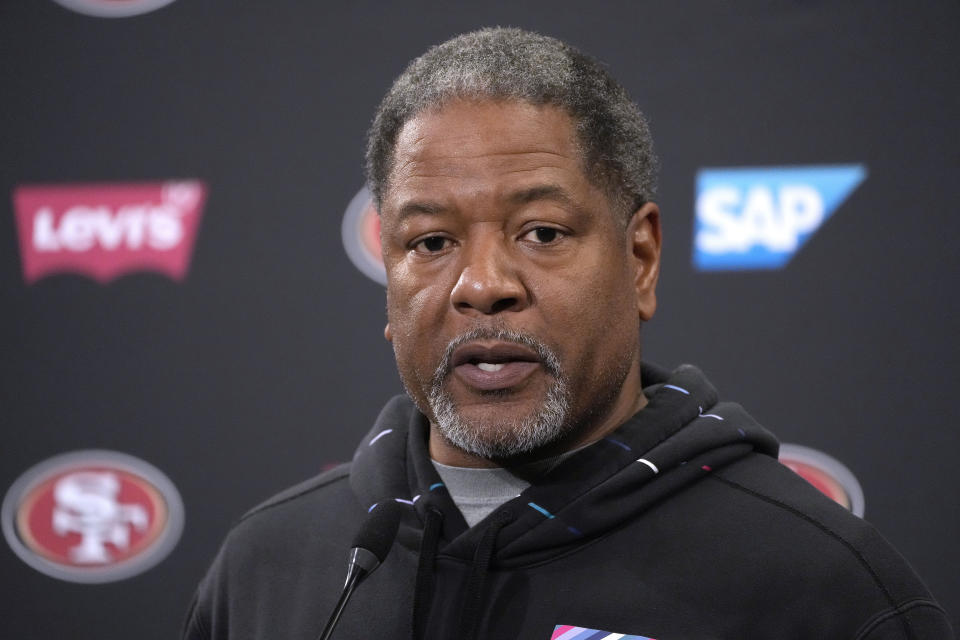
top-left (393, 184), bottom-right (580, 223)
top-left (395, 200), bottom-right (450, 223)
top-left (506, 184), bottom-right (576, 208)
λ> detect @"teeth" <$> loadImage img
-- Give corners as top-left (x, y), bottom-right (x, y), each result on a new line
top-left (477, 362), bottom-right (505, 372)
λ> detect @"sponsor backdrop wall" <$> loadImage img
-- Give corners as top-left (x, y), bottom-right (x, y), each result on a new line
top-left (1, 1), bottom-right (957, 637)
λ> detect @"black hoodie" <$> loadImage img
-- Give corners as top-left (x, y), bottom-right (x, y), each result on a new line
top-left (183, 363), bottom-right (952, 639)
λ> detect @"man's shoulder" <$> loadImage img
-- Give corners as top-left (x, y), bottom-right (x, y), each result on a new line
top-left (184, 465), bottom-right (369, 639)
top-left (702, 453), bottom-right (950, 635)
top-left (707, 453), bottom-right (905, 566)
top-left (711, 452), bottom-right (888, 548)
top-left (219, 463), bottom-right (363, 557)
top-left (240, 462), bottom-right (353, 522)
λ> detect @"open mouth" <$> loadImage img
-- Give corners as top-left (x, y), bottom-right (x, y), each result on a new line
top-left (450, 341), bottom-right (543, 391)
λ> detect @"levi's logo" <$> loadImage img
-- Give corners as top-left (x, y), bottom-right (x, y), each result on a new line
top-left (12, 181), bottom-right (207, 284)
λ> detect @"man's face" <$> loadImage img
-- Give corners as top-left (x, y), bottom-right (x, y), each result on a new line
top-left (379, 99), bottom-right (660, 465)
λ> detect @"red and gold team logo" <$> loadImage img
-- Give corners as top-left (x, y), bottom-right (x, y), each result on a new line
top-left (2, 450), bottom-right (184, 583)
top-left (779, 443), bottom-right (865, 517)
top-left (341, 186), bottom-right (385, 286)
top-left (50, 0), bottom-right (179, 18)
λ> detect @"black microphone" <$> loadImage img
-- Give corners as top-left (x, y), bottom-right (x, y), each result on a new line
top-left (317, 500), bottom-right (403, 640)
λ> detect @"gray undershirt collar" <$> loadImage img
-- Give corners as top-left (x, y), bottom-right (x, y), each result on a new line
top-left (431, 449), bottom-right (580, 527)
top-left (433, 390), bottom-right (655, 527)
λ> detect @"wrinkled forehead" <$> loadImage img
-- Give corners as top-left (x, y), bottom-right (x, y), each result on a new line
top-left (382, 99), bottom-right (590, 208)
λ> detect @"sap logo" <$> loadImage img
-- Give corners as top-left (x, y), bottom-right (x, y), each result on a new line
top-left (694, 165), bottom-right (867, 270)
top-left (13, 181), bottom-right (206, 284)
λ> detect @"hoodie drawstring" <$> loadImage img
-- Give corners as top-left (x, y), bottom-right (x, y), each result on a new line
top-left (411, 507), bottom-right (443, 639)
top-left (458, 511), bottom-right (512, 640)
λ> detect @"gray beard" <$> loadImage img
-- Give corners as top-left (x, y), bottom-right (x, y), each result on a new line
top-left (426, 327), bottom-right (572, 460)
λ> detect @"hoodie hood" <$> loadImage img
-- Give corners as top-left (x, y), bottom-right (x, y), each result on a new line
top-left (350, 362), bottom-right (779, 568)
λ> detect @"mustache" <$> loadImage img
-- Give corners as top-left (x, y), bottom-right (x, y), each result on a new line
top-left (432, 326), bottom-right (563, 387)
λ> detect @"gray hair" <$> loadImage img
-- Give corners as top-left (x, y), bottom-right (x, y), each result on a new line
top-left (364, 27), bottom-right (658, 218)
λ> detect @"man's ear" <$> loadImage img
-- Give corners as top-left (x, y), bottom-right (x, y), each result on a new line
top-left (384, 323), bottom-right (392, 342)
top-left (627, 201), bottom-right (662, 322)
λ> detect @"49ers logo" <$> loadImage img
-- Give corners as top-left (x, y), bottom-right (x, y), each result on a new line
top-left (341, 186), bottom-right (385, 285)
top-left (51, 0), bottom-right (179, 18)
top-left (779, 443), bottom-right (865, 517)
top-left (2, 450), bottom-right (184, 583)
top-left (13, 181), bottom-right (206, 284)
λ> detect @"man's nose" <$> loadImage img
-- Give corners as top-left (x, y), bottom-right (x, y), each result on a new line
top-left (450, 237), bottom-right (528, 315)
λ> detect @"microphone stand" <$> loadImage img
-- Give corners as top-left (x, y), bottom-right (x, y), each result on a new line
top-left (317, 548), bottom-right (380, 640)
top-left (316, 503), bottom-right (402, 640)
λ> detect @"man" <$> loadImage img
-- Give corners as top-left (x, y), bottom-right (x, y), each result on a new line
top-left (184, 28), bottom-right (952, 639)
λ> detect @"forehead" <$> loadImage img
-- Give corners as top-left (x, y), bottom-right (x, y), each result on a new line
top-left (384, 100), bottom-right (591, 208)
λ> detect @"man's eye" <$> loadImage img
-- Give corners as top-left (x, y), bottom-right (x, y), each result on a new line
top-left (413, 236), bottom-right (451, 253)
top-left (522, 227), bottom-right (563, 243)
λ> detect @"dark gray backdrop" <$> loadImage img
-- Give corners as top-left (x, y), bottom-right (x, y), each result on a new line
top-left (1, 1), bottom-right (957, 637)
